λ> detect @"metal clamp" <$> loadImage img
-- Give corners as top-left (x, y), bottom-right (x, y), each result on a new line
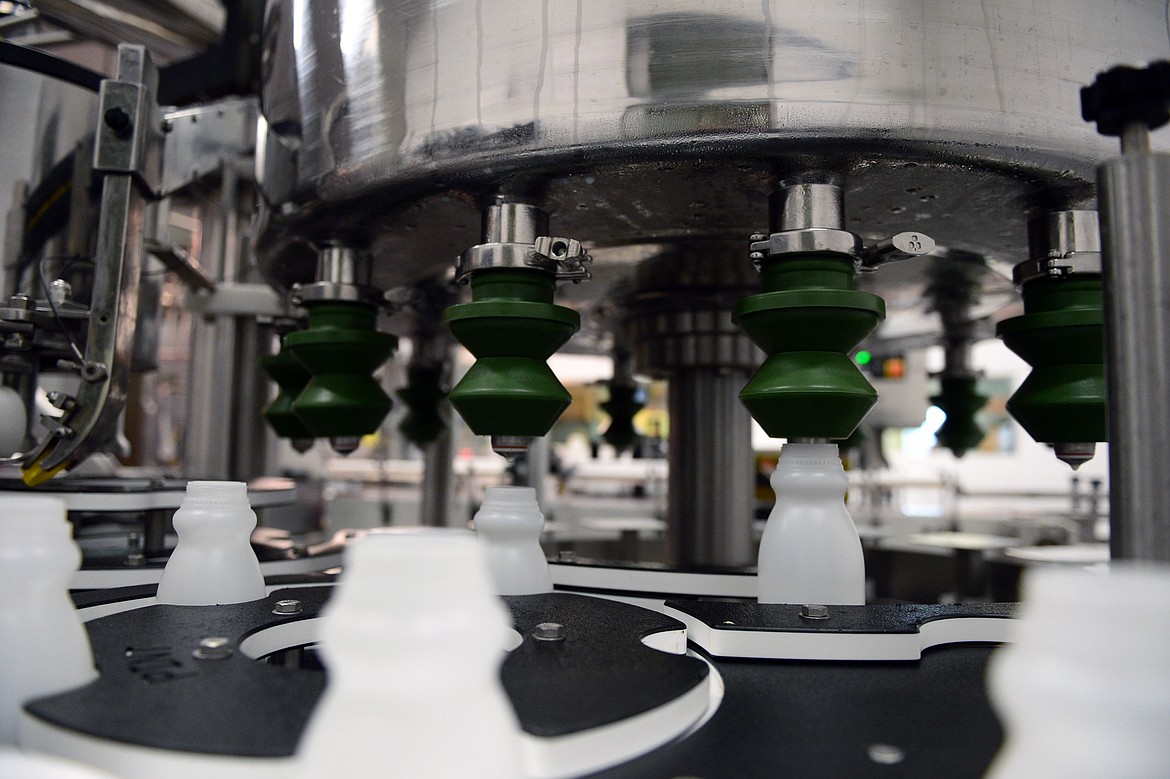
top-left (531, 235), bottom-right (592, 282)
top-left (1013, 251), bottom-right (1103, 286)
top-left (750, 229), bottom-right (862, 266)
top-left (456, 237), bottom-right (592, 284)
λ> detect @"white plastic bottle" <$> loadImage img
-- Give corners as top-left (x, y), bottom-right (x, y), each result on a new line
top-left (0, 496), bottom-right (97, 746)
top-left (155, 481), bottom-right (266, 606)
top-left (985, 565), bottom-right (1170, 779)
top-left (474, 486), bottom-right (553, 595)
top-left (296, 529), bottom-right (524, 778)
top-left (757, 442), bottom-right (864, 604)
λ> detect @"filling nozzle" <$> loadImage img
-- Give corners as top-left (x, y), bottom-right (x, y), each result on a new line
top-left (490, 435), bottom-right (532, 462)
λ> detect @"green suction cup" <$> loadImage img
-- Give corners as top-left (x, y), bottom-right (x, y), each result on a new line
top-left (932, 375), bottom-right (987, 457)
top-left (734, 255), bottom-right (885, 439)
top-left (285, 302), bottom-right (398, 438)
top-left (262, 338), bottom-right (315, 441)
top-left (601, 383), bottom-right (644, 453)
top-left (996, 276), bottom-right (1106, 463)
top-left (397, 364), bottom-right (447, 445)
top-left (445, 270), bottom-right (579, 439)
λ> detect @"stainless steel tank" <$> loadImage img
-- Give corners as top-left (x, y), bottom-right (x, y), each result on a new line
top-left (255, 0), bottom-right (1169, 291)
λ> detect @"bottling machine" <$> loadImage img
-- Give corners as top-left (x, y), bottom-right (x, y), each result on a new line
top-left (1, 1), bottom-right (1169, 777)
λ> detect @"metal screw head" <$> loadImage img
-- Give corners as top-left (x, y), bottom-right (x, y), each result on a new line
top-left (193, 636), bottom-right (233, 660)
top-left (799, 604), bottom-right (830, 620)
top-left (531, 622), bottom-right (566, 642)
top-left (749, 232), bottom-right (770, 242)
top-left (272, 599), bottom-right (303, 615)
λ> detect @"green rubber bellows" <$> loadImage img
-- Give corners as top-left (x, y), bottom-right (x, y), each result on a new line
top-left (261, 337), bottom-right (315, 440)
top-left (601, 383), bottom-right (644, 453)
top-left (932, 375), bottom-right (987, 457)
top-left (444, 270), bottom-right (579, 437)
top-left (284, 302), bottom-right (398, 437)
top-left (996, 277), bottom-right (1106, 445)
top-left (397, 365), bottom-right (447, 445)
top-left (733, 254), bottom-right (885, 439)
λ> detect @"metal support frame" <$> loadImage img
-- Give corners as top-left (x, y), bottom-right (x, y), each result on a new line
top-left (1099, 150), bottom-right (1170, 561)
top-left (21, 45), bottom-right (162, 484)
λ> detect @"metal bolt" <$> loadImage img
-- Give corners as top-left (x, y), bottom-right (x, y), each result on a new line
top-left (531, 622), bottom-right (566, 642)
top-left (192, 636), bottom-right (233, 660)
top-left (46, 391), bottom-right (76, 411)
top-left (867, 743), bottom-right (905, 765)
top-left (799, 604), bottom-right (830, 620)
top-left (7, 294), bottom-right (32, 310)
top-left (749, 232), bottom-right (770, 242)
top-left (48, 279), bottom-right (72, 307)
top-left (748, 251), bottom-right (766, 263)
top-left (272, 599), bottom-right (303, 616)
top-left (557, 550), bottom-right (578, 562)
top-left (721, 620), bottom-right (736, 625)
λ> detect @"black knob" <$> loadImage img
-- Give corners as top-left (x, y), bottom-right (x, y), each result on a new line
top-left (103, 106), bottom-right (133, 138)
top-left (1081, 61), bottom-right (1170, 136)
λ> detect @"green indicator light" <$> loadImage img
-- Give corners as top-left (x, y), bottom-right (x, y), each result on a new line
top-left (855, 350), bottom-right (872, 366)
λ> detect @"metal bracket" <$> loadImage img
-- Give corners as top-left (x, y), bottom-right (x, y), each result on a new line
top-left (22, 45), bottom-right (162, 484)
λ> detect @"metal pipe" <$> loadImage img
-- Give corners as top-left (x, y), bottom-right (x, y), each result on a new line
top-left (666, 369), bottom-right (755, 567)
top-left (481, 202), bottom-right (546, 244)
top-left (1098, 151), bottom-right (1170, 562)
top-left (771, 183), bottom-right (843, 232)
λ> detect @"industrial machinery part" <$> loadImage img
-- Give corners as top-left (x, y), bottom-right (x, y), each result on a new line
top-left (280, 244), bottom-right (398, 455)
top-left (260, 333), bottom-right (315, 451)
top-left (624, 245), bottom-right (761, 567)
top-left (444, 202), bottom-right (588, 460)
top-left (996, 210), bottom-right (1105, 470)
top-left (600, 347), bottom-right (644, 454)
top-left (735, 182), bottom-right (932, 440)
top-left (1083, 61), bottom-right (1170, 562)
top-left (928, 258), bottom-right (988, 458)
top-left (19, 45), bottom-right (164, 486)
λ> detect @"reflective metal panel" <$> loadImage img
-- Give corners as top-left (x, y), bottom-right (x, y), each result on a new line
top-left (257, 0), bottom-right (1170, 290)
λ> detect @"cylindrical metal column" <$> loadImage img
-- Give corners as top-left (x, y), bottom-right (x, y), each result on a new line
top-left (419, 427), bottom-right (453, 527)
top-left (1099, 152), bottom-right (1170, 562)
top-left (667, 369), bottom-right (755, 567)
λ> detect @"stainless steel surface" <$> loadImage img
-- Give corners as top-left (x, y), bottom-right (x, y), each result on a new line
top-left (159, 99), bottom-right (257, 198)
top-left (1099, 151), bottom-right (1170, 563)
top-left (255, 0), bottom-right (1165, 297)
top-left (774, 184), bottom-right (843, 232)
top-left (491, 434), bottom-right (532, 460)
top-left (317, 244), bottom-right (371, 286)
top-left (667, 368), bottom-right (754, 567)
top-left (1015, 210), bottom-right (1102, 284)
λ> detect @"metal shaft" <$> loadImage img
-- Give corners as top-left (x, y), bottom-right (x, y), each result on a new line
top-left (667, 369), bottom-right (755, 567)
top-left (1099, 151), bottom-right (1170, 562)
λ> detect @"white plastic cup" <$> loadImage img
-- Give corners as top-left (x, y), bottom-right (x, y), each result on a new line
top-left (0, 496), bottom-right (97, 746)
top-left (474, 486), bottom-right (553, 595)
top-left (757, 443), bottom-right (865, 605)
top-left (155, 481), bottom-right (266, 606)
